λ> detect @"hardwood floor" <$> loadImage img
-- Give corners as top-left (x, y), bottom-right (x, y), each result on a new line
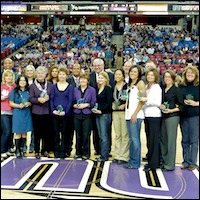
top-left (1, 122), bottom-right (199, 199)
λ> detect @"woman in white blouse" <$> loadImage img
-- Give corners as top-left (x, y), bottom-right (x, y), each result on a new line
top-left (141, 67), bottom-right (162, 171)
top-left (124, 65), bottom-right (146, 169)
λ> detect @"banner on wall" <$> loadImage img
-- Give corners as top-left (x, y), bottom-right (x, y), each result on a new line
top-left (169, 4), bottom-right (199, 12)
top-left (70, 4), bottom-right (100, 11)
top-left (31, 5), bottom-right (68, 11)
top-left (1, 4), bottom-right (27, 12)
top-left (137, 4), bottom-right (168, 12)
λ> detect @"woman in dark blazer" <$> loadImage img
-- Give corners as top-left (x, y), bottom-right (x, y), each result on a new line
top-left (73, 74), bottom-right (97, 160)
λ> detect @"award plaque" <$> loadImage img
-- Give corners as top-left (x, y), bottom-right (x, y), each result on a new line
top-left (163, 102), bottom-right (169, 111)
top-left (22, 98), bottom-right (27, 106)
top-left (92, 103), bottom-right (98, 112)
top-left (121, 90), bottom-right (128, 99)
top-left (57, 105), bottom-right (64, 112)
top-left (114, 101), bottom-right (120, 110)
top-left (77, 98), bottom-right (84, 106)
top-left (94, 103), bottom-right (98, 110)
top-left (186, 94), bottom-right (194, 100)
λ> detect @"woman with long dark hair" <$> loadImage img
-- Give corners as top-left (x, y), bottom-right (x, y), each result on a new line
top-left (9, 75), bottom-right (33, 158)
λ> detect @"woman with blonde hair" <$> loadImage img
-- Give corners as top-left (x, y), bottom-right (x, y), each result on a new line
top-left (1, 70), bottom-right (16, 158)
top-left (23, 64), bottom-right (36, 153)
top-left (179, 66), bottom-right (199, 170)
top-left (24, 65), bottom-right (36, 85)
top-left (92, 71), bottom-right (113, 162)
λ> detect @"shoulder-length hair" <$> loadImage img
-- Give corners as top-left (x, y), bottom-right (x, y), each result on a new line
top-left (114, 68), bottom-right (125, 79)
top-left (99, 71), bottom-right (110, 87)
top-left (181, 66), bottom-right (199, 86)
top-left (1, 70), bottom-right (15, 85)
top-left (163, 69), bottom-right (176, 83)
top-left (13, 75), bottom-right (29, 98)
top-left (24, 64), bottom-right (36, 79)
top-left (145, 67), bottom-right (160, 84)
top-left (58, 67), bottom-right (70, 76)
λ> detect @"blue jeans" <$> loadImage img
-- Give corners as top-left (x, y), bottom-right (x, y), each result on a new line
top-left (126, 119), bottom-right (143, 168)
top-left (1, 114), bottom-right (12, 153)
top-left (96, 113), bottom-right (111, 161)
top-left (180, 116), bottom-right (199, 168)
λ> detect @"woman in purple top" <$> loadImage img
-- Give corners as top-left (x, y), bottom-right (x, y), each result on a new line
top-left (50, 68), bottom-right (73, 159)
top-left (73, 74), bottom-right (96, 160)
top-left (29, 66), bottom-right (52, 159)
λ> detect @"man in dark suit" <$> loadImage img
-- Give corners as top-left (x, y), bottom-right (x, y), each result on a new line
top-left (66, 63), bottom-right (81, 157)
top-left (89, 58), bottom-right (114, 156)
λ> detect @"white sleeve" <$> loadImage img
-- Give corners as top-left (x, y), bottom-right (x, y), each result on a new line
top-left (145, 84), bottom-right (162, 107)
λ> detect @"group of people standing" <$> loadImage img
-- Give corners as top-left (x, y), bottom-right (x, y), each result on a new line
top-left (1, 57), bottom-right (199, 172)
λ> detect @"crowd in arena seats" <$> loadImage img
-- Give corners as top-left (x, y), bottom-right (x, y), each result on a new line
top-left (1, 24), bottom-right (42, 59)
top-left (121, 25), bottom-right (199, 78)
top-left (1, 23), bottom-right (199, 171)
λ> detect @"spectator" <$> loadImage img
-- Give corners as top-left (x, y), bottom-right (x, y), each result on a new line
top-left (104, 46), bottom-right (114, 69)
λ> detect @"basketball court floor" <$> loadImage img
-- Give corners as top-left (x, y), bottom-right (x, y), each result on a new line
top-left (1, 123), bottom-right (199, 199)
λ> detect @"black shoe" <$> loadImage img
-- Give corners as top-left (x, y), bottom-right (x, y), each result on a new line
top-left (94, 151), bottom-right (100, 155)
top-left (118, 160), bottom-right (128, 164)
top-left (143, 164), bottom-right (151, 171)
top-left (112, 159), bottom-right (119, 163)
top-left (65, 153), bottom-right (70, 157)
top-left (74, 154), bottom-right (82, 159)
top-left (43, 151), bottom-right (49, 157)
top-left (35, 153), bottom-right (40, 159)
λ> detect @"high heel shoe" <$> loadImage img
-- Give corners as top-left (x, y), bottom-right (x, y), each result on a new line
top-left (35, 153), bottom-right (40, 159)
